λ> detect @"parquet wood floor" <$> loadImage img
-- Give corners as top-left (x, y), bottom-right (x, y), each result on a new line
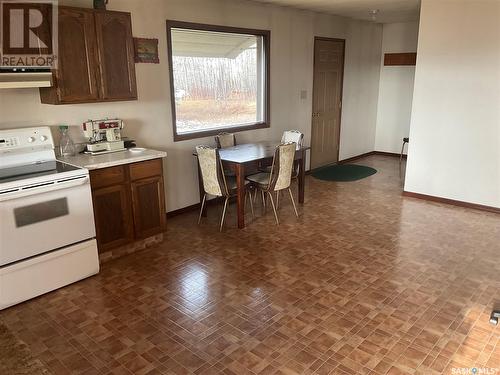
top-left (1, 155), bottom-right (499, 375)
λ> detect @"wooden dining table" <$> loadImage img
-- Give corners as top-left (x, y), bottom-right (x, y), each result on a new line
top-left (195, 142), bottom-right (310, 229)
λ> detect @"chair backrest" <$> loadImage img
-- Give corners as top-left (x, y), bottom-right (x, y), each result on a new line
top-left (215, 132), bottom-right (236, 149)
top-left (268, 142), bottom-right (296, 191)
top-left (281, 130), bottom-right (304, 150)
top-left (195, 146), bottom-right (227, 197)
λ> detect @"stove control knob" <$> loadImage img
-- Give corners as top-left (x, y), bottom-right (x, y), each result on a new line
top-left (40, 135), bottom-right (48, 142)
top-left (28, 136), bottom-right (35, 143)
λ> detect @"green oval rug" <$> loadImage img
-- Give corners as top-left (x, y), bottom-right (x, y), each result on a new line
top-left (312, 164), bottom-right (377, 182)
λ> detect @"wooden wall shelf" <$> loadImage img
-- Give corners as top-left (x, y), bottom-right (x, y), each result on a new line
top-left (384, 53), bottom-right (417, 66)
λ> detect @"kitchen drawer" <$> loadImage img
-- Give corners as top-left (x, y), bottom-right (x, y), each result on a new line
top-left (90, 165), bottom-right (126, 189)
top-left (129, 159), bottom-right (162, 181)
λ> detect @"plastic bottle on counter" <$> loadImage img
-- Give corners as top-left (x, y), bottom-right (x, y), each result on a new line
top-left (59, 125), bottom-right (76, 157)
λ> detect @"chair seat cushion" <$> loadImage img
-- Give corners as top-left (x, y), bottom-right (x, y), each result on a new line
top-left (246, 172), bottom-right (270, 188)
top-left (226, 176), bottom-right (250, 191)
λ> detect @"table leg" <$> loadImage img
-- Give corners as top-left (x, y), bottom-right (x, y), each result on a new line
top-left (197, 164), bottom-right (207, 217)
top-left (298, 151), bottom-right (306, 204)
top-left (236, 163), bottom-right (245, 229)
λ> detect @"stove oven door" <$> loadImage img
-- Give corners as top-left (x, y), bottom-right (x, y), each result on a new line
top-left (0, 175), bottom-right (96, 266)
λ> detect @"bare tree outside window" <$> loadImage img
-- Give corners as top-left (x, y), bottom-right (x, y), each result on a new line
top-left (166, 21), bottom-right (270, 141)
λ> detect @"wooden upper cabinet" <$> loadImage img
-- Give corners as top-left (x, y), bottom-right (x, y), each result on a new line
top-left (41, 7), bottom-right (99, 103)
top-left (40, 6), bottom-right (137, 104)
top-left (95, 11), bottom-right (137, 100)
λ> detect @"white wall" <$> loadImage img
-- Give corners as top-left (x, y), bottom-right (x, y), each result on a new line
top-left (0, 0), bottom-right (382, 212)
top-left (339, 21), bottom-right (382, 160)
top-left (405, 0), bottom-right (500, 208)
top-left (374, 21), bottom-right (419, 154)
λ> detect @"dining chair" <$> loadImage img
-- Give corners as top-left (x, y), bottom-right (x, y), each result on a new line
top-left (281, 130), bottom-right (304, 150)
top-left (215, 132), bottom-right (236, 149)
top-left (215, 132), bottom-right (237, 177)
top-left (260, 130), bottom-right (304, 180)
top-left (196, 145), bottom-right (253, 231)
top-left (246, 142), bottom-right (298, 225)
top-left (283, 130), bottom-right (304, 180)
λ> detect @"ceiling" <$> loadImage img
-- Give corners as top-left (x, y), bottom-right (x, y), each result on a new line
top-left (249, 0), bottom-right (421, 23)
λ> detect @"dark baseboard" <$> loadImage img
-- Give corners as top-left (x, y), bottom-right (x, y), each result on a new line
top-left (167, 203), bottom-right (199, 218)
top-left (339, 151), bottom-right (406, 164)
top-left (403, 191), bottom-right (500, 215)
top-left (338, 151), bottom-right (375, 164)
top-left (169, 151), bottom-right (407, 217)
top-left (167, 196), bottom-right (226, 218)
top-left (374, 151), bottom-right (407, 159)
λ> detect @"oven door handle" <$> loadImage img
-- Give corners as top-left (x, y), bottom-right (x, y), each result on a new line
top-left (0, 175), bottom-right (90, 202)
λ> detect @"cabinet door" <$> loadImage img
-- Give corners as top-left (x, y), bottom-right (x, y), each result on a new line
top-left (131, 177), bottom-right (166, 239)
top-left (55, 7), bottom-right (100, 103)
top-left (92, 184), bottom-right (134, 252)
top-left (94, 11), bottom-right (137, 100)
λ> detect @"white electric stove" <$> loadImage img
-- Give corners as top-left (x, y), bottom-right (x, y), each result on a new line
top-left (0, 127), bottom-right (99, 310)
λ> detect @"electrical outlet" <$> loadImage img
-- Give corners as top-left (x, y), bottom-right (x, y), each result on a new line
top-left (300, 90), bottom-right (307, 100)
top-left (490, 310), bottom-right (500, 325)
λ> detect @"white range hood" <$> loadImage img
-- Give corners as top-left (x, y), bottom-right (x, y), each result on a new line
top-left (0, 71), bottom-right (53, 89)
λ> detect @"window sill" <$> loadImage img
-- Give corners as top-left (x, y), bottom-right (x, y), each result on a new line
top-left (173, 122), bottom-right (270, 142)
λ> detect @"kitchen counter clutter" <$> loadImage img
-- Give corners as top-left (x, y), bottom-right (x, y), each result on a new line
top-left (59, 149), bottom-right (167, 263)
top-left (57, 148), bottom-right (167, 170)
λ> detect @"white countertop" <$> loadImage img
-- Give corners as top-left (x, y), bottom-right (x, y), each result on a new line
top-left (57, 148), bottom-right (167, 170)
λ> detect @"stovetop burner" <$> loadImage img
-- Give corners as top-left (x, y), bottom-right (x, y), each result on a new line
top-left (0, 161), bottom-right (81, 184)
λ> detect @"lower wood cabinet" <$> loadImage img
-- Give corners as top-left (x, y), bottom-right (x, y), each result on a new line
top-left (92, 183), bottom-right (134, 250)
top-left (90, 159), bottom-right (166, 252)
top-left (131, 176), bottom-right (165, 239)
